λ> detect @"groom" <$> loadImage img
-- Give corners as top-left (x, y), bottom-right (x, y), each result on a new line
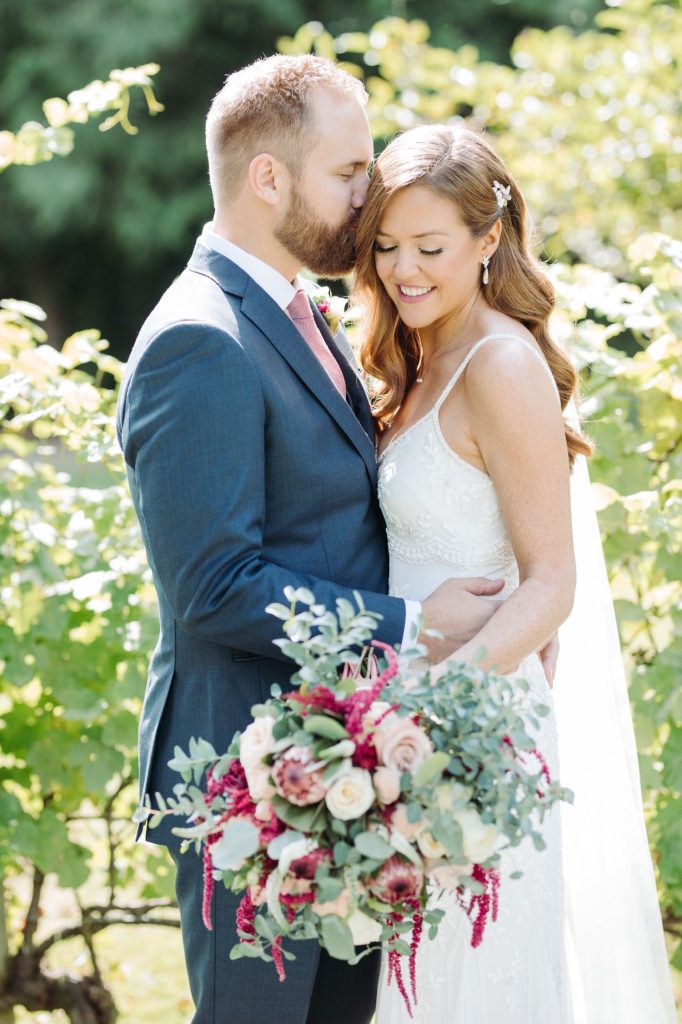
top-left (116, 55), bottom-right (505, 1024)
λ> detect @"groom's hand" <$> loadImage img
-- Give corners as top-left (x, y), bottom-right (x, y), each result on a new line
top-left (420, 577), bottom-right (505, 663)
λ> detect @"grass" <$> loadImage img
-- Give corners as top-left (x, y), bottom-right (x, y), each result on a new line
top-left (14, 925), bottom-right (190, 1024)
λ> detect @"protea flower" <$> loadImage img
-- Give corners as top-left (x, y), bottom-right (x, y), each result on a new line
top-left (369, 855), bottom-right (424, 904)
top-left (272, 745), bottom-right (326, 806)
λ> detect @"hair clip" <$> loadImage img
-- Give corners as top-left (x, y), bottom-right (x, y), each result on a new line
top-left (492, 180), bottom-right (511, 209)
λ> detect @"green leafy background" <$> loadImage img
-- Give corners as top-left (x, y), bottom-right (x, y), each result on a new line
top-left (0, 0), bottom-right (680, 1018)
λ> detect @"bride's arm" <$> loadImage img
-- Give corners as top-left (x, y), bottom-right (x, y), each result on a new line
top-left (439, 337), bottom-right (576, 676)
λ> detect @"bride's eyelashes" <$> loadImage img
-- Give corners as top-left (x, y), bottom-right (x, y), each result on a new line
top-left (373, 243), bottom-right (444, 256)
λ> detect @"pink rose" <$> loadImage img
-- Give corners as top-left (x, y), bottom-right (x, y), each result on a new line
top-left (273, 746), bottom-right (326, 806)
top-left (249, 883), bottom-right (267, 907)
top-left (369, 854), bottom-right (424, 905)
top-left (429, 863), bottom-right (470, 891)
top-left (390, 802), bottom-right (422, 840)
top-left (312, 888), bottom-right (351, 918)
top-left (373, 766), bottom-right (401, 805)
top-left (281, 876), bottom-right (314, 895)
top-left (374, 713), bottom-right (433, 775)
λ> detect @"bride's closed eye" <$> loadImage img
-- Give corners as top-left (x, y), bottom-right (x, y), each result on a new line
top-left (373, 243), bottom-right (444, 256)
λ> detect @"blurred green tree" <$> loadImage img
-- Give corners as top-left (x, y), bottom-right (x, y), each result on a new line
top-left (0, 0), bottom-right (602, 358)
top-left (0, 70), bottom-right (178, 1024)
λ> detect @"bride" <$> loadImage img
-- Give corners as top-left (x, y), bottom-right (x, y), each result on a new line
top-left (352, 125), bottom-right (676, 1022)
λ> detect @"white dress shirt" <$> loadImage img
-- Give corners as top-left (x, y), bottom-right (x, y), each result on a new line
top-left (201, 224), bottom-right (422, 651)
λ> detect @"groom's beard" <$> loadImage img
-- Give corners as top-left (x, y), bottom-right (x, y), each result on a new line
top-left (275, 182), bottom-right (359, 278)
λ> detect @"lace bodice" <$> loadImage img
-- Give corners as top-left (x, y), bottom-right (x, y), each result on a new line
top-left (378, 333), bottom-right (559, 603)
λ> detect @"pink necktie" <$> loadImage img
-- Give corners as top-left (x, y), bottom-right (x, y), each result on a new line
top-left (287, 290), bottom-right (347, 398)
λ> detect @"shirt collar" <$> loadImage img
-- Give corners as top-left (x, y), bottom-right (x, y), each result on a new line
top-left (201, 223), bottom-right (307, 311)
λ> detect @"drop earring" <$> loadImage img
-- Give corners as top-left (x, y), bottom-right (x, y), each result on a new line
top-left (482, 254), bottom-right (490, 286)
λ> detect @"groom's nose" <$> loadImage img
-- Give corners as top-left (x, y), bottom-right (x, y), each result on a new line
top-left (351, 174), bottom-right (370, 209)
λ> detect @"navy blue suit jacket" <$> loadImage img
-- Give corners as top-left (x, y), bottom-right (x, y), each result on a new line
top-left (116, 239), bottom-right (405, 843)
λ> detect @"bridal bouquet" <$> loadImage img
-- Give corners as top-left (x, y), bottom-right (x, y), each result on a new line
top-left (137, 589), bottom-right (569, 1015)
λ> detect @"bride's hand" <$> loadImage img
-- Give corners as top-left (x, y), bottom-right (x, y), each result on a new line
top-left (420, 576), bottom-right (504, 664)
top-left (539, 633), bottom-right (560, 687)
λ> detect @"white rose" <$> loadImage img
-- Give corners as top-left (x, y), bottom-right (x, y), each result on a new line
top-left (416, 826), bottom-right (447, 860)
top-left (454, 808), bottom-right (499, 864)
top-left (348, 910), bottom-right (382, 946)
top-left (361, 700), bottom-right (392, 733)
top-left (254, 799), bottom-right (273, 822)
top-left (325, 768), bottom-right (375, 821)
top-left (243, 760), bottom-right (275, 801)
top-left (434, 782), bottom-right (472, 812)
top-left (240, 715), bottom-right (276, 768)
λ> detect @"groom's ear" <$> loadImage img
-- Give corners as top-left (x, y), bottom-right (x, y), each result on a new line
top-left (248, 153), bottom-right (288, 207)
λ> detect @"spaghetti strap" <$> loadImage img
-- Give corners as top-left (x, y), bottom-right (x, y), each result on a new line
top-left (379, 331), bottom-right (559, 464)
top-left (434, 331), bottom-right (559, 410)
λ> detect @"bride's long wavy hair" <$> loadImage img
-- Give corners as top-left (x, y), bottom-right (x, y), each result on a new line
top-left (354, 125), bottom-right (592, 466)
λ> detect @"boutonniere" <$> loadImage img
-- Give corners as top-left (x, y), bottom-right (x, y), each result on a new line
top-left (310, 286), bottom-right (351, 336)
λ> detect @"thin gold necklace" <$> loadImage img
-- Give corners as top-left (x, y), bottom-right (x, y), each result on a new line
top-left (415, 337), bottom-right (472, 384)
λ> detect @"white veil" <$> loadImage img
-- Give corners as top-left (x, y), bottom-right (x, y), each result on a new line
top-left (554, 452), bottom-right (676, 1022)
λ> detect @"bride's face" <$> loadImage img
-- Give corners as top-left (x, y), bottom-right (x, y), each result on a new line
top-left (373, 185), bottom-right (484, 330)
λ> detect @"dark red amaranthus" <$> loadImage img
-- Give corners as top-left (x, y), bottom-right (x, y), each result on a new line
top-left (201, 759), bottom-right (259, 930)
top-left (386, 897), bottom-right (424, 1019)
top-left (456, 864), bottom-right (501, 948)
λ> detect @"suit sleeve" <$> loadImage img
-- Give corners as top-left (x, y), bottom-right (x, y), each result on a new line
top-left (118, 321), bottom-right (405, 660)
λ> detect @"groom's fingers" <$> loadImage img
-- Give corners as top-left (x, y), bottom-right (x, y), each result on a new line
top-left (460, 576), bottom-right (505, 597)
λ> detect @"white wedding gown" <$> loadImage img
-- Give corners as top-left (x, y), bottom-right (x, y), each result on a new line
top-left (375, 334), bottom-right (573, 1023)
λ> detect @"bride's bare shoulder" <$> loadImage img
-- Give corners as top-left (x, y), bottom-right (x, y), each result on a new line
top-left (465, 327), bottom-right (550, 389)
top-left (462, 330), bottom-right (559, 430)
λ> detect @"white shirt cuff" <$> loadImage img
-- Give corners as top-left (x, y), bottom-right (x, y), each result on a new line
top-left (401, 600), bottom-right (422, 650)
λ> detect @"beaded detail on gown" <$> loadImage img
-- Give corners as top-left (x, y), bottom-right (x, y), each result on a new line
top-left (375, 334), bottom-right (572, 1024)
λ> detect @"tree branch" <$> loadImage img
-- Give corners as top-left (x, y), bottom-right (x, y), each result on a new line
top-left (33, 902), bottom-right (180, 960)
top-left (20, 868), bottom-right (45, 954)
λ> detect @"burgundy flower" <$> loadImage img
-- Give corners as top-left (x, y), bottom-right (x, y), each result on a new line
top-left (273, 745), bottom-right (326, 806)
top-left (289, 848), bottom-right (332, 880)
top-left (352, 736), bottom-right (379, 771)
top-left (369, 855), bottom-right (424, 905)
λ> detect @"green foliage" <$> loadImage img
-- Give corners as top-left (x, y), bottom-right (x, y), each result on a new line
top-left (550, 235), bottom-right (682, 939)
top-left (0, 0), bottom-right (602, 357)
top-left (283, 0), bottom-right (680, 275)
top-left (0, 81), bottom-right (178, 1022)
top-left (0, 298), bottom-right (162, 883)
top-left (0, 64), bottom-right (163, 172)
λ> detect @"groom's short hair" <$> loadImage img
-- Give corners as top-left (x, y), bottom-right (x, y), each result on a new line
top-left (206, 54), bottom-right (367, 204)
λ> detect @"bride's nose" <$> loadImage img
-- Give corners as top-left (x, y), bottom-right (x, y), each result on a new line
top-left (392, 247), bottom-right (421, 280)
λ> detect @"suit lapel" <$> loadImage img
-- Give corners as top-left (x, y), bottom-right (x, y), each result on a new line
top-left (188, 241), bottom-right (378, 484)
top-left (310, 303), bottom-right (376, 442)
top-left (241, 280), bottom-right (378, 486)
